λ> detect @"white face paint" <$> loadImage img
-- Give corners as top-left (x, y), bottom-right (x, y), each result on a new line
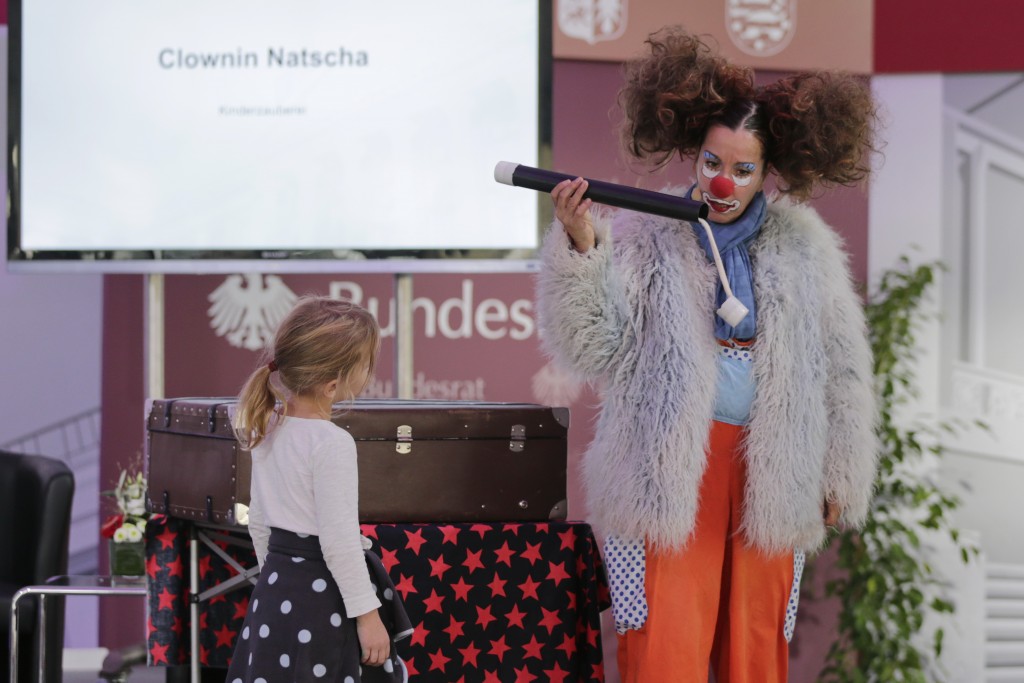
top-left (692, 125), bottom-right (767, 224)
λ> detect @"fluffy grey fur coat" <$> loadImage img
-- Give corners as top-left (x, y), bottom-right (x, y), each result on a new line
top-left (536, 197), bottom-right (878, 554)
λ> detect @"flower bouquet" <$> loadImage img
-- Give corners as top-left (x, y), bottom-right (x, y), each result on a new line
top-left (102, 465), bottom-right (149, 576)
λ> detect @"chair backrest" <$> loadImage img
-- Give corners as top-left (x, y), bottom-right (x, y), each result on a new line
top-left (0, 450), bottom-right (75, 587)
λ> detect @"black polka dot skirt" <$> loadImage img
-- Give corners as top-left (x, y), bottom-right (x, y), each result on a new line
top-left (226, 527), bottom-right (412, 682)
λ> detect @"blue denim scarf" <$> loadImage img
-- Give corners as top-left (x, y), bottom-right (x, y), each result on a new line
top-left (690, 188), bottom-right (766, 341)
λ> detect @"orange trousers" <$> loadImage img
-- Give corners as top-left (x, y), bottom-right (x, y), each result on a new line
top-left (617, 421), bottom-right (794, 683)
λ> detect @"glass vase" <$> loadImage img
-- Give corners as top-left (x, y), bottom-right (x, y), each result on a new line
top-left (109, 540), bottom-right (146, 577)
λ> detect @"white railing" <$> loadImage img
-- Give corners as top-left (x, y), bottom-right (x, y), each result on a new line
top-left (986, 562), bottom-right (1024, 681)
top-left (2, 408), bottom-right (102, 573)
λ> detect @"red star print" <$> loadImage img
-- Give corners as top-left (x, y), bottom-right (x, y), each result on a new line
top-left (199, 644), bottom-right (210, 666)
top-left (522, 634), bottom-right (544, 660)
top-left (232, 596), bottom-right (249, 621)
top-left (394, 574), bottom-right (417, 600)
top-left (576, 554), bottom-right (589, 577)
top-left (514, 665), bottom-right (538, 683)
top-left (157, 588), bottom-right (176, 611)
top-left (558, 528), bottom-right (576, 550)
top-left (556, 633), bottom-right (577, 657)
top-left (464, 549), bottom-right (485, 573)
top-left (506, 603), bottom-right (527, 629)
top-left (538, 607), bottom-right (562, 635)
top-left (404, 528), bottom-right (427, 555)
top-left (451, 576), bottom-right (473, 601)
top-left (166, 557), bottom-right (184, 579)
top-left (156, 527), bottom-right (177, 551)
top-left (404, 657), bottom-right (419, 678)
top-left (198, 555), bottom-right (212, 579)
top-left (534, 523), bottom-right (549, 534)
top-left (487, 572), bottom-right (507, 598)
top-left (198, 609), bottom-right (208, 631)
top-left (428, 554), bottom-right (452, 579)
top-left (476, 604), bottom-right (497, 629)
top-left (428, 649), bottom-right (451, 673)
top-left (567, 591), bottom-right (578, 611)
top-left (422, 588), bottom-right (445, 614)
top-left (592, 660), bottom-right (605, 680)
top-left (483, 672), bottom-right (502, 683)
top-left (213, 623), bottom-right (236, 649)
top-left (521, 542), bottom-right (543, 565)
top-left (494, 541), bottom-right (515, 566)
top-left (380, 547), bottom-right (400, 574)
top-left (489, 635), bottom-right (511, 662)
top-left (442, 615), bottom-right (465, 641)
top-left (544, 664), bottom-right (570, 683)
top-left (458, 642), bottom-right (481, 668)
top-left (547, 560), bottom-right (571, 586)
top-left (439, 525), bottom-right (461, 544)
top-left (209, 593), bottom-right (227, 606)
top-left (170, 616), bottom-right (184, 637)
top-left (470, 523), bottom-right (491, 538)
top-left (587, 623), bottom-right (600, 647)
top-left (150, 641), bottom-right (169, 665)
top-left (505, 523), bottom-right (522, 535)
top-left (410, 622), bottom-right (428, 647)
top-left (520, 576), bottom-right (541, 600)
top-left (359, 524), bottom-right (377, 539)
top-left (145, 554), bottom-right (160, 579)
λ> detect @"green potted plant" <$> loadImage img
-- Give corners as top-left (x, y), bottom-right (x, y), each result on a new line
top-left (820, 258), bottom-right (980, 682)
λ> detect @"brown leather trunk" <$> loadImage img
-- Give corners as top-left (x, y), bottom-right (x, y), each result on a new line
top-left (146, 398), bottom-right (569, 525)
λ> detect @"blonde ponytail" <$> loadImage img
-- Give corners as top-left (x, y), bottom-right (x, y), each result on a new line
top-left (234, 362), bottom-right (286, 450)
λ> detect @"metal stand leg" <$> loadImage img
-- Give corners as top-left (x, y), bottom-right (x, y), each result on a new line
top-left (9, 593), bottom-right (20, 683)
top-left (190, 526), bottom-right (200, 683)
top-left (37, 594), bottom-right (46, 683)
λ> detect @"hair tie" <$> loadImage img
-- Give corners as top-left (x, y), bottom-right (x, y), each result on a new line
top-left (268, 360), bottom-right (278, 372)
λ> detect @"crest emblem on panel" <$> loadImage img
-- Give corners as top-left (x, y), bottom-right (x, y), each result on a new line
top-left (558, 0), bottom-right (627, 45)
top-left (726, 0), bottom-right (796, 57)
top-left (208, 274), bottom-right (297, 350)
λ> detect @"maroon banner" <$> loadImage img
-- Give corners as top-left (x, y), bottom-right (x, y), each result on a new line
top-left (875, 0), bottom-right (1024, 73)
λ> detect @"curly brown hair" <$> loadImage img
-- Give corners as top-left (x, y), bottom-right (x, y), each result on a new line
top-left (619, 26), bottom-right (881, 200)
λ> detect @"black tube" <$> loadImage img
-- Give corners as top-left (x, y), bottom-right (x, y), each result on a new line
top-left (494, 161), bottom-right (708, 221)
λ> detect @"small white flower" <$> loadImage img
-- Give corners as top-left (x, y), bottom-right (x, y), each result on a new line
top-left (113, 527), bottom-right (129, 543)
top-left (125, 525), bottom-right (143, 543)
top-left (126, 498), bottom-right (147, 516)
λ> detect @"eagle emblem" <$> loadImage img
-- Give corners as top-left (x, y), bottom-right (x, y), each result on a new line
top-left (558, 0), bottom-right (627, 45)
top-left (726, 0), bottom-right (796, 57)
top-left (207, 274), bottom-right (297, 350)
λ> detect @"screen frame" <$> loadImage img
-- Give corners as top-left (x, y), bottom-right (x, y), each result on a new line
top-left (6, 1), bottom-right (552, 274)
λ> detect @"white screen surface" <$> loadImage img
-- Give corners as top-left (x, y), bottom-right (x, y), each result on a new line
top-left (17, 1), bottom-right (541, 253)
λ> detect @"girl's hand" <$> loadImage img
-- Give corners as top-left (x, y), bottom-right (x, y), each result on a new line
top-left (356, 610), bottom-right (391, 666)
top-left (552, 178), bottom-right (595, 252)
top-left (823, 499), bottom-right (841, 528)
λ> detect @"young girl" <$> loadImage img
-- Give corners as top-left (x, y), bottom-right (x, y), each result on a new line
top-left (538, 26), bottom-right (879, 682)
top-left (227, 296), bottom-right (411, 683)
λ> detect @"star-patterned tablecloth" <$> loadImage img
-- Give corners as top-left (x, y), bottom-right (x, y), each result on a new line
top-left (146, 515), bottom-right (610, 682)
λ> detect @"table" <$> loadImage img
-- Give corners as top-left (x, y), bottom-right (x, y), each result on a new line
top-left (146, 515), bottom-right (610, 682)
top-left (9, 575), bottom-right (148, 683)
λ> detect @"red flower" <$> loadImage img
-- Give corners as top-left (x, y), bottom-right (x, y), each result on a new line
top-left (101, 514), bottom-right (124, 539)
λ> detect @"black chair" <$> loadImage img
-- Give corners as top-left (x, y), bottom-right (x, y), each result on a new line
top-left (0, 450), bottom-right (75, 683)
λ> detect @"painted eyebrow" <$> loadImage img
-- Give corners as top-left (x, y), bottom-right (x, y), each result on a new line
top-left (703, 151), bottom-right (719, 161)
top-left (737, 162), bottom-right (757, 172)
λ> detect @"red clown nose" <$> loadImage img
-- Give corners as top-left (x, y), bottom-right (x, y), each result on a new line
top-left (710, 175), bottom-right (735, 198)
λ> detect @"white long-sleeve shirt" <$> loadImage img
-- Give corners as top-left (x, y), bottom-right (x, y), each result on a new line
top-left (246, 417), bottom-right (381, 618)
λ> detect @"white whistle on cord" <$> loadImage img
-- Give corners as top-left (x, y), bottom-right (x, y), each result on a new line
top-left (697, 217), bottom-right (749, 327)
